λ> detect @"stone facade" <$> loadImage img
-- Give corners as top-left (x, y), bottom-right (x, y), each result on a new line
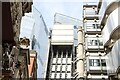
top-left (10, 2), bottom-right (23, 44)
top-left (1, 1), bottom-right (33, 79)
top-left (10, 2), bottom-right (32, 44)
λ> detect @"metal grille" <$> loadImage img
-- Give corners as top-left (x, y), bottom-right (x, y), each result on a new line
top-left (49, 45), bottom-right (72, 79)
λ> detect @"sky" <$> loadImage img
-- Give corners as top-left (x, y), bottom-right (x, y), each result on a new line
top-left (32, 0), bottom-right (98, 78)
top-left (33, 0), bottom-right (98, 29)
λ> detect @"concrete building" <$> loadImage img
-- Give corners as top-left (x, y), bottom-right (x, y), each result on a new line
top-left (98, 0), bottom-right (120, 79)
top-left (54, 13), bottom-right (82, 26)
top-left (45, 13), bottom-right (82, 79)
top-left (83, 2), bottom-right (108, 80)
top-left (46, 24), bottom-right (74, 79)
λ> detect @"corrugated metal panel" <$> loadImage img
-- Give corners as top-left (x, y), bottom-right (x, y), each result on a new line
top-left (51, 42), bottom-right (73, 45)
top-left (52, 30), bottom-right (73, 35)
top-left (53, 25), bottom-right (73, 30)
top-left (51, 25), bottom-right (74, 45)
top-left (52, 36), bottom-right (73, 41)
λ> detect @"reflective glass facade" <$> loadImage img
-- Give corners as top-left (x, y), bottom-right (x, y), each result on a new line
top-left (20, 6), bottom-right (49, 78)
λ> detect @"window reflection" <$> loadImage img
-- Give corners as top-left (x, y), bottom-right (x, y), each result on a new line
top-left (85, 23), bottom-right (100, 30)
top-left (88, 39), bottom-right (103, 46)
top-left (89, 59), bottom-right (100, 66)
top-left (89, 59), bottom-right (106, 67)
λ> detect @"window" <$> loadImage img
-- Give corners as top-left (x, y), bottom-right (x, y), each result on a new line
top-left (99, 40), bottom-right (103, 46)
top-left (88, 40), bottom-right (98, 46)
top-left (63, 52), bottom-right (66, 58)
top-left (89, 59), bottom-right (106, 67)
top-left (85, 8), bottom-right (96, 15)
top-left (88, 38), bottom-right (103, 46)
top-left (101, 59), bottom-right (106, 66)
top-left (58, 52), bottom-right (61, 58)
top-left (32, 35), bottom-right (36, 49)
top-left (89, 59), bottom-right (100, 66)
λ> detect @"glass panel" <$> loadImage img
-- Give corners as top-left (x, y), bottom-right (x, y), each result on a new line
top-left (87, 38), bottom-right (103, 46)
top-left (85, 8), bottom-right (96, 15)
top-left (88, 40), bottom-right (98, 46)
top-left (89, 59), bottom-right (107, 67)
top-left (54, 13), bottom-right (82, 26)
top-left (89, 59), bottom-right (100, 66)
top-left (85, 23), bottom-right (100, 29)
top-left (63, 52), bottom-right (66, 58)
top-left (101, 59), bottom-right (106, 66)
top-left (58, 52), bottom-right (61, 58)
top-left (99, 39), bottom-right (103, 46)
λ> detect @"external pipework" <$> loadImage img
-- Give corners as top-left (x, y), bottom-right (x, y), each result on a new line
top-left (77, 27), bottom-right (84, 79)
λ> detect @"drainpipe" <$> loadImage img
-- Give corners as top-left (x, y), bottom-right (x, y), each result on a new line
top-left (77, 27), bottom-right (84, 79)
